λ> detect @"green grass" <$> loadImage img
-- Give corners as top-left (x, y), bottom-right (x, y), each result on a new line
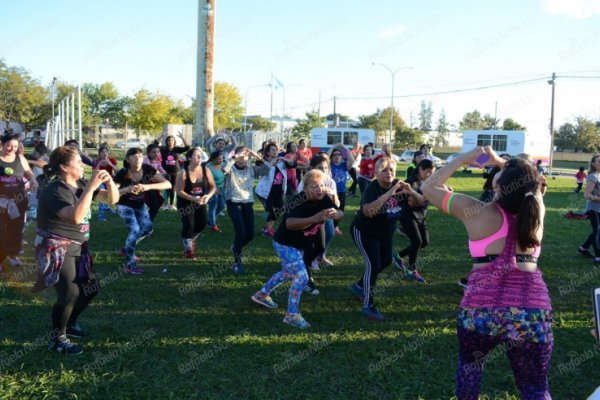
top-left (0, 171), bottom-right (598, 399)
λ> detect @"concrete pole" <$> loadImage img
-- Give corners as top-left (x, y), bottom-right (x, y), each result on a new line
top-left (195, 0), bottom-right (216, 145)
top-left (548, 72), bottom-right (556, 174)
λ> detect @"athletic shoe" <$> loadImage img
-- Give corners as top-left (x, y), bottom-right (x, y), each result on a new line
top-left (9, 257), bottom-right (22, 267)
top-left (118, 249), bottom-right (139, 262)
top-left (48, 336), bottom-right (83, 355)
top-left (392, 252), bottom-right (405, 273)
top-left (262, 228), bottom-right (275, 238)
top-left (123, 263), bottom-right (144, 275)
top-left (66, 323), bottom-right (89, 339)
top-left (349, 283), bottom-right (364, 301)
top-left (577, 247), bottom-right (593, 258)
top-left (184, 250), bottom-right (196, 260)
top-left (232, 262), bottom-right (246, 274)
top-left (318, 256), bottom-right (334, 267)
top-left (362, 305), bottom-right (384, 321)
top-left (98, 215), bottom-right (107, 222)
top-left (303, 285), bottom-right (320, 296)
top-left (170, 204), bottom-right (177, 211)
top-left (458, 278), bottom-right (468, 289)
top-left (406, 270), bottom-right (426, 283)
top-left (310, 260), bottom-right (321, 272)
top-left (251, 292), bottom-right (278, 309)
top-left (283, 313), bottom-right (311, 329)
top-left (210, 225), bottom-right (221, 233)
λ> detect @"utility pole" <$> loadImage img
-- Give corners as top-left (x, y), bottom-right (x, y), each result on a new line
top-left (548, 72), bottom-right (556, 175)
top-left (195, 0), bottom-right (216, 146)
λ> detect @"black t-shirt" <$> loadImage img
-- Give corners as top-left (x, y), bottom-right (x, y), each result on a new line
top-left (273, 192), bottom-right (337, 250)
top-left (114, 164), bottom-right (158, 208)
top-left (37, 179), bottom-right (94, 242)
top-left (160, 146), bottom-right (189, 175)
top-left (398, 175), bottom-right (429, 221)
top-left (351, 179), bottom-right (404, 238)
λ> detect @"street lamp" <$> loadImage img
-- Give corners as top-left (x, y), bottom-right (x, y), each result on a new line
top-left (281, 83), bottom-right (300, 139)
top-left (372, 63), bottom-right (412, 147)
top-left (51, 77), bottom-right (57, 118)
top-left (548, 72), bottom-right (556, 175)
top-left (243, 83), bottom-right (270, 133)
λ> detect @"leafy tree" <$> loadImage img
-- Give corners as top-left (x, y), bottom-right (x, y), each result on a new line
top-left (418, 101), bottom-right (433, 132)
top-left (395, 125), bottom-right (423, 150)
top-left (554, 122), bottom-right (577, 151)
top-left (482, 113), bottom-right (499, 130)
top-left (290, 111), bottom-right (325, 142)
top-left (502, 118), bottom-right (526, 131)
top-left (459, 110), bottom-right (485, 131)
top-left (213, 82), bottom-right (243, 132)
top-left (434, 109), bottom-right (449, 147)
top-left (129, 89), bottom-right (174, 136)
top-left (246, 116), bottom-right (275, 132)
top-left (357, 107), bottom-right (405, 138)
top-left (169, 99), bottom-right (195, 125)
top-left (575, 117), bottom-right (600, 152)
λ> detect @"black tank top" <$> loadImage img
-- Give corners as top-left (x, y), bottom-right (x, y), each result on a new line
top-left (0, 155), bottom-right (26, 197)
top-left (178, 165), bottom-right (208, 206)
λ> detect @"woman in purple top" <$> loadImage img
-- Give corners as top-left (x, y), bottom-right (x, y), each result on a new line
top-left (422, 146), bottom-right (552, 400)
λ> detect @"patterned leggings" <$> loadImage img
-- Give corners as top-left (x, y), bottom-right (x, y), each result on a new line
top-left (259, 241), bottom-right (308, 314)
top-left (117, 205), bottom-right (153, 266)
top-left (456, 326), bottom-right (553, 400)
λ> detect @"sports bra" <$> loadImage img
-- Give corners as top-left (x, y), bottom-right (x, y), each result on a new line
top-left (468, 204), bottom-right (540, 262)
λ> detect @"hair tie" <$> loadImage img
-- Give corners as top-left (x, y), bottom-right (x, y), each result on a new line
top-left (525, 192), bottom-right (534, 197)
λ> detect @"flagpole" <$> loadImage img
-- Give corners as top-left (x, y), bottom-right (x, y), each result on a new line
top-left (270, 72), bottom-right (274, 131)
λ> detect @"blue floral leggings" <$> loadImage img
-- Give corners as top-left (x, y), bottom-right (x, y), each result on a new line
top-left (259, 241), bottom-right (308, 314)
top-left (117, 205), bottom-right (153, 266)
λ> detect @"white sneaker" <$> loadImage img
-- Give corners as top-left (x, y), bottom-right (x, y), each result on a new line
top-left (310, 260), bottom-right (320, 272)
top-left (9, 257), bottom-right (22, 267)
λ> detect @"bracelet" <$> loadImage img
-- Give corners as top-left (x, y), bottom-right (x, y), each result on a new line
top-left (442, 192), bottom-right (456, 214)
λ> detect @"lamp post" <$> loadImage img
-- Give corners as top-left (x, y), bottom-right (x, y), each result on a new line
top-left (243, 83), bottom-right (269, 133)
top-left (51, 77), bottom-right (57, 118)
top-left (281, 83), bottom-right (300, 141)
top-left (372, 63), bottom-right (412, 147)
top-left (548, 72), bottom-right (556, 175)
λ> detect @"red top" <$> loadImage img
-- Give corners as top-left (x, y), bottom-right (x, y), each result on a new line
top-left (94, 157), bottom-right (118, 176)
top-left (358, 154), bottom-right (384, 180)
top-left (575, 171), bottom-right (587, 182)
top-left (296, 148), bottom-right (312, 166)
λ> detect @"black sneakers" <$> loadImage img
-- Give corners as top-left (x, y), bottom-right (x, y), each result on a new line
top-left (458, 278), bottom-right (468, 289)
top-left (577, 247), bottom-right (593, 258)
top-left (48, 335), bottom-right (83, 355)
top-left (66, 323), bottom-right (89, 339)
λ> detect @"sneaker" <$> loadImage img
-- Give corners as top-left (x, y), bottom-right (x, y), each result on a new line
top-left (283, 313), bottom-right (311, 329)
top-left (362, 304), bottom-right (384, 321)
top-left (303, 285), bottom-right (320, 296)
top-left (66, 323), bottom-right (89, 339)
top-left (210, 225), bottom-right (221, 233)
top-left (334, 227), bottom-right (343, 236)
top-left (458, 278), bottom-right (468, 289)
top-left (170, 204), bottom-right (177, 211)
top-left (348, 283), bottom-right (364, 301)
top-left (251, 292), bottom-right (278, 309)
top-left (406, 270), bottom-right (426, 283)
top-left (577, 247), bottom-right (593, 258)
top-left (318, 256), bottom-right (334, 267)
top-left (392, 252), bottom-right (405, 273)
top-left (119, 249), bottom-right (140, 262)
top-left (310, 260), bottom-right (321, 272)
top-left (98, 215), bottom-right (107, 222)
top-left (232, 262), bottom-right (246, 274)
top-left (184, 250), bottom-right (196, 260)
top-left (123, 263), bottom-right (144, 275)
top-left (48, 336), bottom-right (83, 355)
top-left (9, 257), bottom-right (22, 267)
top-left (262, 228), bottom-right (275, 238)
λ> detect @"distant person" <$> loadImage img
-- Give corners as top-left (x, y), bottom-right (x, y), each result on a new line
top-left (255, 143), bottom-right (289, 237)
top-left (64, 139), bottom-right (94, 167)
top-left (422, 146), bottom-right (552, 399)
top-left (251, 170), bottom-right (343, 329)
top-left (328, 143), bottom-right (355, 234)
top-left (357, 143), bottom-right (384, 196)
top-left (160, 135), bottom-right (189, 210)
top-left (283, 141), bottom-right (308, 196)
top-left (419, 144), bottom-right (432, 161)
top-left (578, 155), bottom-right (600, 261)
top-left (205, 150), bottom-right (226, 232)
top-left (93, 146), bottom-right (118, 221)
top-left (575, 166), bottom-right (587, 193)
top-left (536, 159), bottom-right (545, 174)
top-left (143, 144), bottom-right (168, 221)
top-left (406, 151), bottom-right (424, 178)
top-left (347, 142), bottom-right (362, 197)
top-left (206, 131), bottom-right (237, 165)
top-left (295, 138), bottom-right (312, 182)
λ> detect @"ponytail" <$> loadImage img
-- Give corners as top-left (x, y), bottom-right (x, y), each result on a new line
top-left (44, 146), bottom-right (79, 178)
top-left (516, 194), bottom-right (541, 249)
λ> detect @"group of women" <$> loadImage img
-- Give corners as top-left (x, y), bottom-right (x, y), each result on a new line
top-left (2, 131), bottom-right (556, 398)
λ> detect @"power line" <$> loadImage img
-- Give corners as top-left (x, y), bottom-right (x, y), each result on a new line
top-left (558, 75), bottom-right (600, 79)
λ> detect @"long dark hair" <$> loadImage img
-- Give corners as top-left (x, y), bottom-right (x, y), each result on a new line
top-left (495, 158), bottom-right (541, 249)
top-left (285, 142), bottom-right (297, 154)
top-left (183, 147), bottom-right (202, 170)
top-left (208, 150), bottom-right (223, 164)
top-left (411, 151), bottom-right (423, 165)
top-left (264, 143), bottom-right (278, 159)
top-left (589, 155), bottom-right (600, 175)
top-left (43, 146), bottom-right (79, 178)
top-left (1, 133), bottom-right (20, 144)
top-left (123, 147), bottom-right (143, 169)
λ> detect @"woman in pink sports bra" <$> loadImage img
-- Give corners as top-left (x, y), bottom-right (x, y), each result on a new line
top-left (422, 146), bottom-right (552, 400)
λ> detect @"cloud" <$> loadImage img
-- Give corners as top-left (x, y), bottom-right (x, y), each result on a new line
top-left (377, 24), bottom-right (407, 40)
top-left (541, 0), bottom-right (600, 19)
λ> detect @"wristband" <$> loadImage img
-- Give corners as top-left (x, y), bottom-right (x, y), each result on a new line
top-left (442, 192), bottom-right (456, 215)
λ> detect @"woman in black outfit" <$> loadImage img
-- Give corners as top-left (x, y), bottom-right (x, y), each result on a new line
top-left (34, 146), bottom-right (118, 355)
top-left (160, 135), bottom-right (189, 210)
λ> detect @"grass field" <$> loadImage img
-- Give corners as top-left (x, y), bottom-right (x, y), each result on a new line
top-left (0, 170), bottom-right (598, 399)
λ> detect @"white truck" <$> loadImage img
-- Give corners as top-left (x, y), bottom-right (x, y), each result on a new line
top-left (462, 130), bottom-right (551, 165)
top-left (309, 128), bottom-right (375, 153)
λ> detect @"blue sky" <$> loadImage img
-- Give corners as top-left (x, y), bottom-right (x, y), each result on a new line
top-left (2, 0), bottom-right (600, 134)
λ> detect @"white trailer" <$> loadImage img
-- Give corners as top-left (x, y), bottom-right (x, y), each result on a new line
top-left (462, 130), bottom-right (551, 165)
top-left (309, 128), bottom-right (374, 154)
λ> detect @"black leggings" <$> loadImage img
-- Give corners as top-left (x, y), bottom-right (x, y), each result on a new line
top-left (52, 245), bottom-right (98, 336)
top-left (258, 189), bottom-right (284, 223)
top-left (166, 173), bottom-right (177, 206)
top-left (398, 217), bottom-right (429, 269)
top-left (146, 190), bottom-right (163, 221)
top-left (348, 168), bottom-right (358, 195)
top-left (334, 192), bottom-right (346, 227)
top-left (227, 201), bottom-right (255, 263)
top-left (351, 225), bottom-right (393, 308)
top-left (582, 210), bottom-right (600, 257)
top-left (0, 194), bottom-right (28, 261)
top-left (179, 201), bottom-right (207, 239)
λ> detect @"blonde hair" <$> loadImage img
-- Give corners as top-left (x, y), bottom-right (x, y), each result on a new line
top-left (375, 157), bottom-right (396, 173)
top-left (516, 153), bottom-right (532, 162)
top-left (302, 169), bottom-right (325, 188)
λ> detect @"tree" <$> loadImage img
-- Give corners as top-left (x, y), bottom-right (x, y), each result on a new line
top-left (213, 82), bottom-right (243, 132)
top-left (357, 107), bottom-right (405, 142)
top-left (575, 117), bottom-right (600, 152)
top-left (0, 60), bottom-right (48, 130)
top-left (246, 116), bottom-right (275, 132)
top-left (290, 111), bottom-right (324, 142)
top-left (418, 101), bottom-right (433, 132)
top-left (482, 113), bottom-right (498, 130)
top-left (554, 122), bottom-right (577, 151)
top-left (169, 99), bottom-right (195, 125)
top-left (129, 89), bottom-right (174, 136)
top-left (434, 109), bottom-right (449, 147)
top-left (502, 118), bottom-right (526, 131)
top-left (395, 125), bottom-right (423, 149)
top-left (459, 110), bottom-right (485, 131)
